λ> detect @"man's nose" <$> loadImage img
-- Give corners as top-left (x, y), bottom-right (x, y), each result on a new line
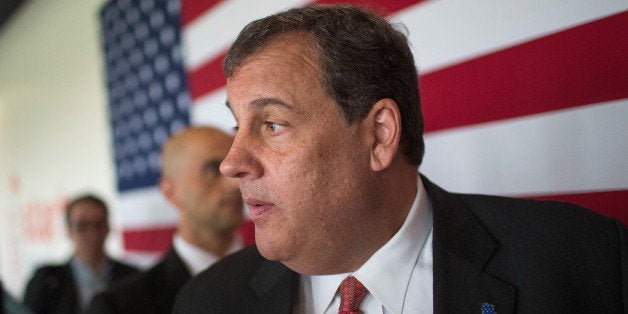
top-left (220, 134), bottom-right (263, 179)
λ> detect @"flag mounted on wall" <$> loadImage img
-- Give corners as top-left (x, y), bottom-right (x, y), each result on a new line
top-left (99, 0), bottom-right (628, 261)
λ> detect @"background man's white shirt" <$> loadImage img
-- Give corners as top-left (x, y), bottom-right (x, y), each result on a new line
top-left (173, 234), bottom-right (244, 276)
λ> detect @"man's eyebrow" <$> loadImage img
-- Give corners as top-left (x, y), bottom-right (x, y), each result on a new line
top-left (204, 158), bottom-right (223, 164)
top-left (225, 97), bottom-right (294, 111)
top-left (203, 159), bottom-right (222, 168)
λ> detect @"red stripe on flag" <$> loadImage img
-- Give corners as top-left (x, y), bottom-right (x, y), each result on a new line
top-left (237, 220), bottom-right (256, 246)
top-left (525, 189), bottom-right (628, 227)
top-left (123, 221), bottom-right (256, 253)
top-left (188, 50), bottom-right (228, 101)
top-left (181, 0), bottom-right (224, 26)
top-left (421, 11), bottom-right (628, 132)
top-left (123, 225), bottom-right (176, 252)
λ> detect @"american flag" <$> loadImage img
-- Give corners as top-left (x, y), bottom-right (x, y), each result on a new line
top-left (99, 0), bottom-right (628, 260)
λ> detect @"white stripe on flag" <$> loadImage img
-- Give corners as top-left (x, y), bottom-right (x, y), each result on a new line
top-left (190, 88), bottom-right (234, 131)
top-left (115, 186), bottom-right (177, 228)
top-left (422, 99), bottom-right (628, 196)
top-left (392, 0), bottom-right (627, 72)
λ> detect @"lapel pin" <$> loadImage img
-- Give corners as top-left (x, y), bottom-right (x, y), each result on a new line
top-left (481, 302), bottom-right (495, 314)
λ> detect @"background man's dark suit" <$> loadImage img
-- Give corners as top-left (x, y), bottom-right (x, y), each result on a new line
top-left (23, 260), bottom-right (138, 314)
top-left (173, 176), bottom-right (627, 313)
top-left (87, 248), bottom-right (190, 314)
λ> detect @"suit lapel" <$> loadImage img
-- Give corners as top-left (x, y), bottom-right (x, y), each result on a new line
top-left (62, 262), bottom-right (80, 314)
top-left (156, 249), bottom-right (192, 311)
top-left (422, 176), bottom-right (516, 313)
top-left (249, 258), bottom-right (295, 313)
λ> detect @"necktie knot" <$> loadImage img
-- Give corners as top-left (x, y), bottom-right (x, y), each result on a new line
top-left (338, 276), bottom-right (368, 314)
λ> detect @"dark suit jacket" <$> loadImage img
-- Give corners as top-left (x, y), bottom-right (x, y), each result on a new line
top-left (87, 248), bottom-right (191, 314)
top-left (173, 175), bottom-right (627, 313)
top-left (23, 258), bottom-right (138, 314)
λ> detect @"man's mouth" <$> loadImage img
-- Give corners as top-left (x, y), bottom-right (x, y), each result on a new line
top-left (244, 197), bottom-right (275, 221)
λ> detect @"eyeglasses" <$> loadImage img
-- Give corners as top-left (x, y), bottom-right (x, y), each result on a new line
top-left (69, 220), bottom-right (108, 233)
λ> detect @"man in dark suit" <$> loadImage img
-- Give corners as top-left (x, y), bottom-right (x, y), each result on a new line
top-left (23, 195), bottom-right (138, 314)
top-left (87, 248), bottom-right (189, 314)
top-left (88, 127), bottom-right (245, 314)
top-left (173, 4), bottom-right (627, 313)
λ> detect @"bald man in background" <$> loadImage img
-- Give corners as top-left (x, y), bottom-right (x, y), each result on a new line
top-left (88, 126), bottom-right (245, 314)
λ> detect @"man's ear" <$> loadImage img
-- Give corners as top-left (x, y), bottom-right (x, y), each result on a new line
top-left (158, 178), bottom-right (175, 203)
top-left (365, 98), bottom-right (401, 172)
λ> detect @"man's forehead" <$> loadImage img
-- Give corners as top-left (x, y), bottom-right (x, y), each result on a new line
top-left (226, 96), bottom-right (293, 111)
top-left (225, 58), bottom-right (320, 113)
top-left (70, 202), bottom-right (106, 219)
top-left (72, 200), bottom-right (103, 209)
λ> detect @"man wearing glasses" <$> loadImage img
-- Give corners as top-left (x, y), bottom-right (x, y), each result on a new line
top-left (23, 195), bottom-right (138, 314)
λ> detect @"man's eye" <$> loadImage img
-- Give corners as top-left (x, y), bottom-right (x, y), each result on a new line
top-left (231, 125), bottom-right (239, 133)
top-left (264, 122), bottom-right (285, 133)
top-left (203, 161), bottom-right (221, 175)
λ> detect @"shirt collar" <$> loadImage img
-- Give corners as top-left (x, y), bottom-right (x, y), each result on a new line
top-left (173, 233), bottom-right (244, 276)
top-left (70, 256), bottom-right (111, 279)
top-left (306, 176), bottom-right (433, 313)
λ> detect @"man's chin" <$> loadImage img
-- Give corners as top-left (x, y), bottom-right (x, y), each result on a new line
top-left (255, 235), bottom-right (285, 261)
top-left (255, 236), bottom-right (314, 274)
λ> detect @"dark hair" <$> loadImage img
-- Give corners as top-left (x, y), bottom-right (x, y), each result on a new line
top-left (224, 4), bottom-right (424, 165)
top-left (65, 194), bottom-right (108, 226)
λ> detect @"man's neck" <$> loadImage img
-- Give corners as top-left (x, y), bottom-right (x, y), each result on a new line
top-left (180, 228), bottom-right (235, 257)
top-left (74, 252), bottom-right (107, 274)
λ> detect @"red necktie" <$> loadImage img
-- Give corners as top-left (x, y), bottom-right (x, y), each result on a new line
top-left (338, 276), bottom-right (368, 314)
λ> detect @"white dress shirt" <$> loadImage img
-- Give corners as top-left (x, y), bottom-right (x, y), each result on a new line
top-left (173, 233), bottom-right (244, 276)
top-left (70, 257), bottom-right (111, 312)
top-left (297, 176), bottom-right (434, 313)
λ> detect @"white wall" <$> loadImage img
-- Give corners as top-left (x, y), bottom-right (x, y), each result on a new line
top-left (0, 0), bottom-right (127, 298)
